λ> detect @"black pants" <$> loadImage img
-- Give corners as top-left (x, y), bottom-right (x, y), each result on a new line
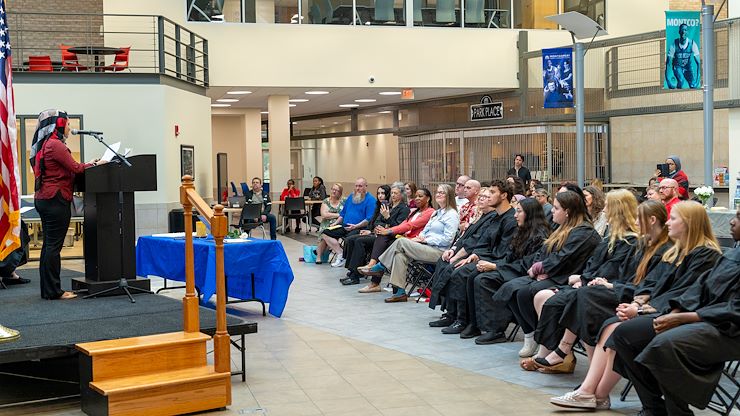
top-left (35, 193), bottom-right (71, 299)
top-left (344, 233), bottom-right (375, 272)
top-left (473, 270), bottom-right (511, 333)
top-left (370, 234), bottom-right (395, 260)
top-left (509, 285), bottom-right (539, 334)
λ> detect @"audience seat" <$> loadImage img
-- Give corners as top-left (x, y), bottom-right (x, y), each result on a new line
top-left (28, 55), bottom-right (53, 72)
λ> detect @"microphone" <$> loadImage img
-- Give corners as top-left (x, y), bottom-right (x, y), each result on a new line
top-left (71, 129), bottom-right (103, 136)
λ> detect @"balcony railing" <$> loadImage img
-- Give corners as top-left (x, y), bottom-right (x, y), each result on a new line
top-left (8, 12), bottom-right (209, 87)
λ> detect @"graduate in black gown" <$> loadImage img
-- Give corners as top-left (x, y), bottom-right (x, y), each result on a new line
top-left (610, 207), bottom-right (739, 416)
top-left (429, 181), bottom-right (518, 336)
top-left (549, 200), bottom-right (723, 411)
top-left (474, 191), bottom-right (601, 345)
top-left (525, 189), bottom-right (640, 372)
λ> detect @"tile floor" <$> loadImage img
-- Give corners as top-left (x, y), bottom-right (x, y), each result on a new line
top-left (8, 233), bottom-right (727, 416)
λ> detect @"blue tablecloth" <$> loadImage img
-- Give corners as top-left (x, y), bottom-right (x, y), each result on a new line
top-left (136, 236), bottom-right (294, 317)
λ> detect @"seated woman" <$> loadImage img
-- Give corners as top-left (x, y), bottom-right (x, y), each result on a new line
top-left (549, 201), bottom-right (722, 411)
top-left (405, 182), bottom-right (418, 209)
top-left (308, 176), bottom-right (327, 226)
top-left (357, 189), bottom-right (434, 274)
top-left (362, 184), bottom-right (459, 303)
top-left (280, 178), bottom-right (302, 233)
top-left (583, 185), bottom-right (607, 236)
top-left (345, 184), bottom-right (409, 289)
top-left (523, 189), bottom-right (640, 370)
top-left (475, 191), bottom-right (601, 345)
top-left (610, 209), bottom-right (739, 416)
top-left (315, 183), bottom-right (345, 264)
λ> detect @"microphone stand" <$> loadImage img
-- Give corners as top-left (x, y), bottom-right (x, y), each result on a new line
top-left (81, 133), bottom-right (151, 303)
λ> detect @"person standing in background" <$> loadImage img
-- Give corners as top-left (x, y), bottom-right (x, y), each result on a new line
top-left (507, 154), bottom-right (531, 189)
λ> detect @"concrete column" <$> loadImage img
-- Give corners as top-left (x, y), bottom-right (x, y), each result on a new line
top-left (729, 3), bottom-right (740, 209)
top-left (268, 95), bottom-right (291, 201)
top-left (244, 108), bottom-right (263, 182)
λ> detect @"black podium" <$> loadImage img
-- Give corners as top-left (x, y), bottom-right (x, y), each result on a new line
top-left (72, 154), bottom-right (157, 296)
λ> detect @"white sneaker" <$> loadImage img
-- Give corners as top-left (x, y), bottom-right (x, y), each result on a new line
top-left (331, 256), bottom-right (345, 268)
top-left (518, 335), bottom-right (538, 357)
top-left (550, 391), bottom-right (596, 409)
top-left (595, 396), bottom-right (611, 410)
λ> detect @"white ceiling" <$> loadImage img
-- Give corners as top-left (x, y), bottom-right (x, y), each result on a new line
top-left (207, 86), bottom-right (498, 118)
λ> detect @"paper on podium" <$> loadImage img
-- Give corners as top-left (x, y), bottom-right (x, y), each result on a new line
top-left (100, 142), bottom-right (132, 162)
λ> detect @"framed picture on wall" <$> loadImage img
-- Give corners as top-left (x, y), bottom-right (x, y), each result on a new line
top-left (181, 145), bottom-right (195, 179)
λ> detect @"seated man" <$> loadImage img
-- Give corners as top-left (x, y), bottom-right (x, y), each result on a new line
top-left (0, 220), bottom-right (31, 288)
top-left (457, 179), bottom-right (481, 236)
top-left (429, 180), bottom-right (517, 336)
top-left (244, 177), bottom-right (277, 240)
top-left (658, 178), bottom-right (681, 216)
top-left (320, 177), bottom-right (377, 268)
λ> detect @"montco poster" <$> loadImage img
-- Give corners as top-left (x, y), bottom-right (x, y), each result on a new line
top-left (542, 47), bottom-right (574, 109)
top-left (664, 10), bottom-right (701, 89)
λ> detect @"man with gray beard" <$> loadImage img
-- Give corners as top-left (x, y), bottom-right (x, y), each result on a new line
top-left (319, 177), bottom-right (377, 268)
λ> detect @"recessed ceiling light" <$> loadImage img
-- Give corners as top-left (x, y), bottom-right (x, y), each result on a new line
top-left (227, 91), bottom-right (252, 95)
top-left (260, 111), bottom-right (268, 114)
top-left (289, 104), bottom-right (297, 107)
top-left (339, 104), bottom-right (359, 108)
top-left (354, 99), bottom-right (377, 103)
top-left (333, 122), bottom-right (339, 125)
top-left (320, 125), bottom-right (326, 128)
top-left (378, 110), bottom-right (392, 114)
top-left (211, 104), bottom-right (231, 107)
top-left (305, 90), bottom-right (330, 95)
top-left (379, 91), bottom-right (402, 96)
top-left (217, 98), bottom-right (239, 102)
top-left (289, 99), bottom-right (309, 103)
top-left (291, 122), bottom-right (297, 125)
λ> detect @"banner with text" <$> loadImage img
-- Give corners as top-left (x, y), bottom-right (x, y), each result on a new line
top-left (542, 47), bottom-right (574, 109)
top-left (664, 10), bottom-right (701, 89)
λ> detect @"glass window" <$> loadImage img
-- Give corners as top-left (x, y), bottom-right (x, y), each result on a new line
top-left (413, 0), bottom-right (461, 27)
top-left (304, 0), bottom-right (355, 24)
top-left (292, 115), bottom-right (352, 136)
top-left (187, 0), bottom-right (226, 22)
top-left (564, 0), bottom-right (605, 29)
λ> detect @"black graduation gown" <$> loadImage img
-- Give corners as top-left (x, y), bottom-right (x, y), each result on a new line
top-left (428, 209), bottom-right (515, 308)
top-left (603, 245), bottom-right (722, 349)
top-left (492, 222), bottom-right (601, 304)
top-left (633, 247), bottom-right (740, 409)
top-left (533, 235), bottom-right (638, 349)
top-left (554, 241), bottom-right (672, 347)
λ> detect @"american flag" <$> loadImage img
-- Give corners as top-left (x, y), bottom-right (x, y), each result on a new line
top-left (0, 0), bottom-right (20, 261)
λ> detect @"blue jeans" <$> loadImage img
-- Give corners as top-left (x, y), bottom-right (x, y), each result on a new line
top-left (264, 213), bottom-right (277, 240)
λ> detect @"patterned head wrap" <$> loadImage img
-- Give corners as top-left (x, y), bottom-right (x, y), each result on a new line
top-left (29, 109), bottom-right (68, 168)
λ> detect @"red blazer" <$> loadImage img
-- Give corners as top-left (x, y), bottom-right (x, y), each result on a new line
top-left (390, 207), bottom-right (434, 239)
top-left (280, 187), bottom-right (301, 201)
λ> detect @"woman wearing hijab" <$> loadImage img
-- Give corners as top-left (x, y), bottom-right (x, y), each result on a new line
top-left (31, 110), bottom-right (103, 300)
top-left (656, 155), bottom-right (689, 200)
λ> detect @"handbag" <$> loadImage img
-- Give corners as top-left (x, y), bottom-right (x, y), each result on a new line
top-left (303, 245), bottom-right (330, 263)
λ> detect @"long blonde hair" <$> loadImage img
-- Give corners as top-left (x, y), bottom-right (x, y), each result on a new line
top-left (545, 191), bottom-right (589, 252)
top-left (634, 200), bottom-right (670, 284)
top-left (662, 201), bottom-right (721, 265)
top-left (605, 189), bottom-right (639, 253)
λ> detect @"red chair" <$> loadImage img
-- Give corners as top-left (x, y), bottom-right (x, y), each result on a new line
top-left (103, 47), bottom-right (131, 72)
top-left (28, 55), bottom-right (53, 72)
top-left (59, 44), bottom-right (88, 72)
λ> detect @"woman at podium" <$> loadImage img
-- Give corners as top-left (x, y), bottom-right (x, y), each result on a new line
top-left (29, 110), bottom-right (104, 300)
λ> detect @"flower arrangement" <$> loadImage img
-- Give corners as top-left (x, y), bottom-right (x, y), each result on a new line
top-left (694, 186), bottom-right (714, 207)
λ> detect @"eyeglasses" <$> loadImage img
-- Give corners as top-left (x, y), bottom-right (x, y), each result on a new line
top-left (436, 191), bottom-right (446, 195)
top-left (455, 183), bottom-right (466, 187)
top-left (658, 186), bottom-right (676, 190)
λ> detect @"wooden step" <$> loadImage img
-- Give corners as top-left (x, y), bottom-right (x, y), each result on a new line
top-left (84, 366), bottom-right (231, 416)
top-left (77, 331), bottom-right (210, 382)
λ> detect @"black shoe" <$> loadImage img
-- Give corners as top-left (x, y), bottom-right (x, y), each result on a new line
top-left (340, 276), bottom-right (360, 285)
top-left (441, 320), bottom-right (466, 335)
top-left (296, 227), bottom-right (302, 233)
top-left (429, 315), bottom-right (454, 328)
top-left (460, 324), bottom-right (481, 339)
top-left (475, 332), bottom-right (507, 345)
top-left (285, 227), bottom-right (292, 233)
top-left (2, 277), bottom-right (30, 285)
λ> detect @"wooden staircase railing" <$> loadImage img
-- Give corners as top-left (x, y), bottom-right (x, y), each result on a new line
top-left (180, 175), bottom-right (230, 374)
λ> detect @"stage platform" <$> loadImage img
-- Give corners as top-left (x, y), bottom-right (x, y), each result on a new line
top-left (0, 269), bottom-right (257, 407)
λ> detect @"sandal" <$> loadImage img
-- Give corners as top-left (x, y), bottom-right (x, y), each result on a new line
top-left (534, 347), bottom-right (576, 374)
top-left (59, 291), bottom-right (78, 300)
top-left (520, 357), bottom-right (538, 371)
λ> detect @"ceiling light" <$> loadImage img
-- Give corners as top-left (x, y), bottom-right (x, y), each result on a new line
top-left (227, 91), bottom-right (252, 95)
top-left (339, 104), bottom-right (359, 108)
top-left (289, 99), bottom-right (309, 103)
top-left (379, 91), bottom-right (401, 96)
top-left (320, 125), bottom-right (326, 128)
top-left (289, 104), bottom-right (297, 107)
top-left (260, 111), bottom-right (268, 114)
top-left (378, 110), bottom-right (392, 114)
top-left (354, 99), bottom-right (376, 103)
top-left (217, 98), bottom-right (239, 103)
top-left (292, 122), bottom-right (297, 125)
top-left (211, 104), bottom-right (231, 107)
top-left (305, 90), bottom-right (330, 95)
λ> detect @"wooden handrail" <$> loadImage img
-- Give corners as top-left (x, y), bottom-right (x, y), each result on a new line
top-left (179, 175), bottom-right (230, 374)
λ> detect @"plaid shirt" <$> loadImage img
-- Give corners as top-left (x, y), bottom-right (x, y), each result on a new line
top-left (458, 201), bottom-right (480, 235)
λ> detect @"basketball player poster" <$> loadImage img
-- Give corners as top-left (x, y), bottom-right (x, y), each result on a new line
top-left (542, 47), bottom-right (574, 109)
top-left (664, 11), bottom-right (701, 89)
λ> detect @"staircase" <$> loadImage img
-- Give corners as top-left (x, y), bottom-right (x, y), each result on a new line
top-left (76, 176), bottom-right (232, 416)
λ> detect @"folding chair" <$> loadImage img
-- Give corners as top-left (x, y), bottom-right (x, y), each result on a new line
top-left (707, 360), bottom-right (740, 416)
top-left (283, 197), bottom-right (309, 234)
top-left (405, 260), bottom-right (435, 303)
top-left (233, 203), bottom-right (266, 239)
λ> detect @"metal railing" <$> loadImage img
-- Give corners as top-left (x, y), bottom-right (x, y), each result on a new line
top-left (8, 12), bottom-right (209, 87)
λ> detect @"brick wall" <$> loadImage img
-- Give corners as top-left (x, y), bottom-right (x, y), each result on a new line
top-left (670, 0), bottom-right (728, 18)
top-left (7, 0), bottom-right (104, 67)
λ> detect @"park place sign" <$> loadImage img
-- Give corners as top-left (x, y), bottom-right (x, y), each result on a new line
top-left (470, 95), bottom-right (503, 121)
